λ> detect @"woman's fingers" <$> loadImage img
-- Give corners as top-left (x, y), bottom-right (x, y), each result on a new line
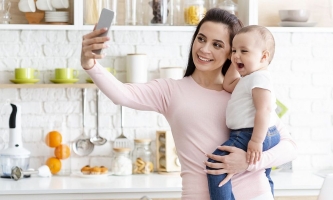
top-left (204, 146), bottom-right (248, 174)
top-left (219, 173), bottom-right (234, 187)
top-left (83, 27), bottom-right (108, 40)
top-left (205, 168), bottom-right (228, 175)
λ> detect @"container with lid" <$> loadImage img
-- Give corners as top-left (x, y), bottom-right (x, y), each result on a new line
top-left (148, 0), bottom-right (169, 25)
top-left (111, 148), bottom-right (132, 175)
top-left (184, 0), bottom-right (207, 25)
top-left (132, 139), bottom-right (153, 174)
top-left (217, 0), bottom-right (238, 16)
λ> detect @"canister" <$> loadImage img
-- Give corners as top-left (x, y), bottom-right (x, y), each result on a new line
top-left (126, 54), bottom-right (148, 83)
top-left (111, 148), bottom-right (132, 175)
top-left (184, 0), bottom-right (207, 25)
top-left (132, 139), bottom-right (153, 174)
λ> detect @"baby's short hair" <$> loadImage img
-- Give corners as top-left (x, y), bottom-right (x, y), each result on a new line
top-left (237, 25), bottom-right (275, 63)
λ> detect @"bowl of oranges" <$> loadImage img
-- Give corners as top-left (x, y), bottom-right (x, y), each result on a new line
top-left (45, 130), bottom-right (71, 175)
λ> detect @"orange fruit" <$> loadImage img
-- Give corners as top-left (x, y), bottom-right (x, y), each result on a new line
top-left (45, 131), bottom-right (62, 148)
top-left (46, 157), bottom-right (62, 174)
top-left (54, 144), bottom-right (71, 160)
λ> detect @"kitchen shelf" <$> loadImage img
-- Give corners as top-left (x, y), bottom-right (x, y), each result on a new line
top-left (0, 84), bottom-right (97, 89)
top-left (2, 0), bottom-right (333, 32)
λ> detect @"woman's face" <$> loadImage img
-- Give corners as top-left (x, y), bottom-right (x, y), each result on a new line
top-left (192, 21), bottom-right (231, 74)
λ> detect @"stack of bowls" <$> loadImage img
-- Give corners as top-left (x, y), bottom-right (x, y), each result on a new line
top-left (278, 9), bottom-right (315, 27)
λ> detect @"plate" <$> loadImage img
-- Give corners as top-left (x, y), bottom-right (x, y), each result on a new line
top-left (86, 78), bottom-right (93, 83)
top-left (10, 79), bottom-right (39, 84)
top-left (50, 79), bottom-right (79, 84)
top-left (279, 21), bottom-right (316, 27)
top-left (71, 171), bottom-right (112, 178)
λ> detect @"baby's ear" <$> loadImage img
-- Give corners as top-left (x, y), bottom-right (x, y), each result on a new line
top-left (261, 50), bottom-right (270, 63)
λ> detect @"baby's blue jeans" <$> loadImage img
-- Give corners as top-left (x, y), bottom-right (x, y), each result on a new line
top-left (207, 126), bottom-right (280, 200)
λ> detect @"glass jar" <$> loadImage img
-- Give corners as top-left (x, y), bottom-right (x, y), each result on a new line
top-left (84, 0), bottom-right (117, 25)
top-left (111, 148), bottom-right (132, 175)
top-left (125, 0), bottom-right (144, 25)
top-left (148, 0), bottom-right (169, 25)
top-left (184, 0), bottom-right (207, 25)
top-left (132, 139), bottom-right (153, 174)
top-left (217, 0), bottom-right (238, 16)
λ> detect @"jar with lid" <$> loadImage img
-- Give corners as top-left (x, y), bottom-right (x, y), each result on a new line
top-left (132, 139), bottom-right (154, 174)
top-left (217, 0), bottom-right (238, 16)
top-left (111, 148), bottom-right (132, 175)
top-left (148, 0), bottom-right (169, 25)
top-left (184, 0), bottom-right (207, 25)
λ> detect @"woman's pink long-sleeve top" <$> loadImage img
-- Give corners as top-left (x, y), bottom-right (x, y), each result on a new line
top-left (86, 64), bottom-right (297, 200)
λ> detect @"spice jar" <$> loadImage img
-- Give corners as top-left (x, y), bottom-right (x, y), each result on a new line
top-left (132, 139), bottom-right (154, 174)
top-left (184, 0), bottom-right (207, 25)
top-left (111, 148), bottom-right (132, 175)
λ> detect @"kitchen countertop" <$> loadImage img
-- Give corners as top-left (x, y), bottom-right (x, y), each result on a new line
top-left (0, 171), bottom-right (324, 199)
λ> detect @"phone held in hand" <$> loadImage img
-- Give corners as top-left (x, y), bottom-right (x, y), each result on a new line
top-left (92, 8), bottom-right (114, 55)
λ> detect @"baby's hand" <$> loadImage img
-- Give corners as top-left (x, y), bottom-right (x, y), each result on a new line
top-left (247, 140), bottom-right (263, 165)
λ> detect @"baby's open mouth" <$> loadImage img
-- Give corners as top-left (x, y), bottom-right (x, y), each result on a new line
top-left (237, 63), bottom-right (244, 68)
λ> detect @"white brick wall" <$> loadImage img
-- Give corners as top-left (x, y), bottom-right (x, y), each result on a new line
top-left (0, 30), bottom-right (333, 174)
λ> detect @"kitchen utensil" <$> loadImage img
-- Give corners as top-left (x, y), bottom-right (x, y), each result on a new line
top-left (11, 165), bottom-right (52, 181)
top-left (113, 106), bottom-right (131, 148)
top-left (90, 89), bottom-right (107, 145)
top-left (73, 89), bottom-right (94, 156)
top-left (0, 104), bottom-right (31, 178)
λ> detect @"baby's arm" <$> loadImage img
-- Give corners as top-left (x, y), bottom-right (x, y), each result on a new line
top-left (248, 87), bottom-right (272, 164)
top-left (222, 63), bottom-right (240, 93)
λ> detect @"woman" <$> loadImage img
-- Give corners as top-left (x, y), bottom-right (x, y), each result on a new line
top-left (81, 8), bottom-right (297, 200)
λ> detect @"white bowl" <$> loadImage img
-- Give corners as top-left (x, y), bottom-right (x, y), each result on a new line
top-left (18, 0), bottom-right (36, 12)
top-left (279, 10), bottom-right (310, 22)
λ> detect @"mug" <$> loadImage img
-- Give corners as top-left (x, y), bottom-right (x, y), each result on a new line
top-left (105, 67), bottom-right (116, 75)
top-left (18, 0), bottom-right (36, 12)
top-left (51, 0), bottom-right (68, 9)
top-left (55, 68), bottom-right (79, 79)
top-left (15, 68), bottom-right (39, 79)
top-left (36, 0), bottom-right (54, 11)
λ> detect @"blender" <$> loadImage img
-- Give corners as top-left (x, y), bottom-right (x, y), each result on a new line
top-left (0, 103), bottom-right (30, 178)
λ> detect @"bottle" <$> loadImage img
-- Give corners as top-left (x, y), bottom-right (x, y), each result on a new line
top-left (184, 0), bottom-right (207, 25)
top-left (132, 139), bottom-right (153, 174)
top-left (111, 148), bottom-right (132, 175)
top-left (217, 0), bottom-right (238, 16)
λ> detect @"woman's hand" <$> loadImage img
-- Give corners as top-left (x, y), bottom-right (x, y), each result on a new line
top-left (81, 27), bottom-right (110, 70)
top-left (204, 146), bottom-right (249, 175)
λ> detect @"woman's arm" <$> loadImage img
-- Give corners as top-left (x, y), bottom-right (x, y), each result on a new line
top-left (205, 118), bottom-right (297, 174)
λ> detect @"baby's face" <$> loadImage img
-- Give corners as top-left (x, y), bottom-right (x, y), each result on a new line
top-left (231, 31), bottom-right (267, 77)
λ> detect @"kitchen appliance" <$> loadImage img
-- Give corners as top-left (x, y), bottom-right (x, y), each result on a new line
top-left (11, 165), bottom-right (51, 181)
top-left (156, 130), bottom-right (180, 173)
top-left (0, 104), bottom-right (31, 178)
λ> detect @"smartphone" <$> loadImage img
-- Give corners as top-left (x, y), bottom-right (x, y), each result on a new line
top-left (92, 8), bottom-right (114, 55)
